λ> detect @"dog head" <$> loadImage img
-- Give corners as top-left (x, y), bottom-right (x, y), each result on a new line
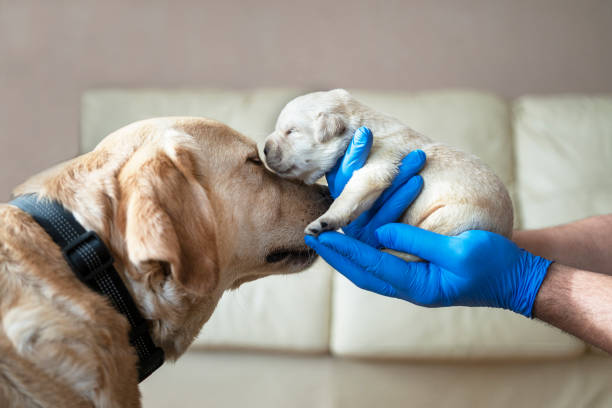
top-left (110, 119), bottom-right (332, 300)
top-left (113, 118), bottom-right (333, 355)
top-left (261, 89), bottom-right (356, 184)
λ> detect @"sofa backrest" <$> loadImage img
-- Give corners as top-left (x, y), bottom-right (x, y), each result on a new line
top-left (82, 89), bottom-right (612, 359)
top-left (514, 95), bottom-right (612, 229)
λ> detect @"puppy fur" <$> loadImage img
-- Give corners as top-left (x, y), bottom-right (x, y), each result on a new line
top-left (262, 89), bottom-right (513, 241)
top-left (0, 117), bottom-right (330, 407)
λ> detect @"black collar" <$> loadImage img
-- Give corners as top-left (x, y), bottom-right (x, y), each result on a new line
top-left (10, 194), bottom-right (164, 382)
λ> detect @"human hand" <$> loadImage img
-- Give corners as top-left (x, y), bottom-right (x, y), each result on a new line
top-left (325, 126), bottom-right (426, 247)
top-left (305, 225), bottom-right (553, 317)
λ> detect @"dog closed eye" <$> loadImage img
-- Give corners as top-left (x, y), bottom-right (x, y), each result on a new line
top-left (246, 156), bottom-right (263, 165)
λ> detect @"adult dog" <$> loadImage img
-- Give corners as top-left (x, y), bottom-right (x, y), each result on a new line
top-left (0, 117), bottom-right (330, 407)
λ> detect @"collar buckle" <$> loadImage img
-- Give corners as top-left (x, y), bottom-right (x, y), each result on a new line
top-left (62, 230), bottom-right (114, 283)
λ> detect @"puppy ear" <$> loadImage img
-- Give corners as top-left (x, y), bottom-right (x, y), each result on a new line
top-left (121, 144), bottom-right (218, 296)
top-left (314, 112), bottom-right (346, 143)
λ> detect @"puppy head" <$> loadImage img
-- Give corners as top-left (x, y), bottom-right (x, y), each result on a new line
top-left (261, 89), bottom-right (355, 184)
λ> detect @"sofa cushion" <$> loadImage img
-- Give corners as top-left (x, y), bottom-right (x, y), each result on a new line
top-left (330, 90), bottom-right (584, 358)
top-left (141, 351), bottom-right (612, 408)
top-left (82, 88), bottom-right (334, 352)
top-left (350, 90), bottom-right (520, 226)
top-left (82, 88), bottom-right (307, 150)
top-left (194, 258), bottom-right (332, 351)
top-left (331, 274), bottom-right (584, 359)
top-left (514, 95), bottom-right (612, 229)
top-left (514, 95), bottom-right (612, 355)
top-left (349, 91), bottom-right (514, 184)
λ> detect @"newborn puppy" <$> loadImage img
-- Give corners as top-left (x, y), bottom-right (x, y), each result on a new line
top-left (261, 89), bottom-right (513, 241)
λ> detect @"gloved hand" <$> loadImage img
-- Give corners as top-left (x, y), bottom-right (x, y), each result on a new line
top-left (325, 126), bottom-right (426, 247)
top-left (305, 225), bottom-right (553, 318)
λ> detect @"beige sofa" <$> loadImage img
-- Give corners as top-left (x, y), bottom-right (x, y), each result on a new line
top-left (82, 89), bottom-right (612, 407)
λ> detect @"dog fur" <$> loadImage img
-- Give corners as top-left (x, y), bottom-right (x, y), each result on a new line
top-left (0, 117), bottom-right (330, 407)
top-left (261, 89), bottom-right (513, 241)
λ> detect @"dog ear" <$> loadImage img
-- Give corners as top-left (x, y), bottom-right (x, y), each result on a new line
top-left (314, 112), bottom-right (346, 143)
top-left (120, 143), bottom-right (218, 296)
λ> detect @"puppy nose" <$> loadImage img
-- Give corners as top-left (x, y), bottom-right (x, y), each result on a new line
top-left (263, 140), bottom-right (282, 168)
top-left (263, 140), bottom-right (272, 158)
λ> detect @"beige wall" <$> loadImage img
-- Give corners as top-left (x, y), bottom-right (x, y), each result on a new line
top-left (1, 0), bottom-right (611, 199)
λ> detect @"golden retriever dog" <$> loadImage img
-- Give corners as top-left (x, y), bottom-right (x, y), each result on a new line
top-left (262, 89), bottom-right (513, 242)
top-left (0, 117), bottom-right (330, 407)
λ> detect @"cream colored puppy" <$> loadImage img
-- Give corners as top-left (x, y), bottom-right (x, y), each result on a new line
top-left (262, 89), bottom-right (513, 241)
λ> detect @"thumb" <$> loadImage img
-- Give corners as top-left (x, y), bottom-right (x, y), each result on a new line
top-left (327, 127), bottom-right (373, 197)
top-left (375, 223), bottom-right (455, 267)
top-left (340, 127), bottom-right (373, 175)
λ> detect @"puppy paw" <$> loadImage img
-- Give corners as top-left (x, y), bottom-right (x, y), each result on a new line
top-left (305, 217), bottom-right (341, 236)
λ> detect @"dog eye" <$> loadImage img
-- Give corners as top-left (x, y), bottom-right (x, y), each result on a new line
top-left (247, 156), bottom-right (263, 166)
top-left (285, 128), bottom-right (296, 136)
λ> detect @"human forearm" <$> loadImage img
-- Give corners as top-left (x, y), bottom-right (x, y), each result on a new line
top-left (513, 214), bottom-right (612, 275)
top-left (533, 262), bottom-right (612, 353)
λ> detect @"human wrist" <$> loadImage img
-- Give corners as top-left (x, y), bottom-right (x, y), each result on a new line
top-left (508, 249), bottom-right (553, 317)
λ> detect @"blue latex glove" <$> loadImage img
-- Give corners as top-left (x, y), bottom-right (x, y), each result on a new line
top-left (305, 225), bottom-right (553, 317)
top-left (325, 126), bottom-right (426, 247)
